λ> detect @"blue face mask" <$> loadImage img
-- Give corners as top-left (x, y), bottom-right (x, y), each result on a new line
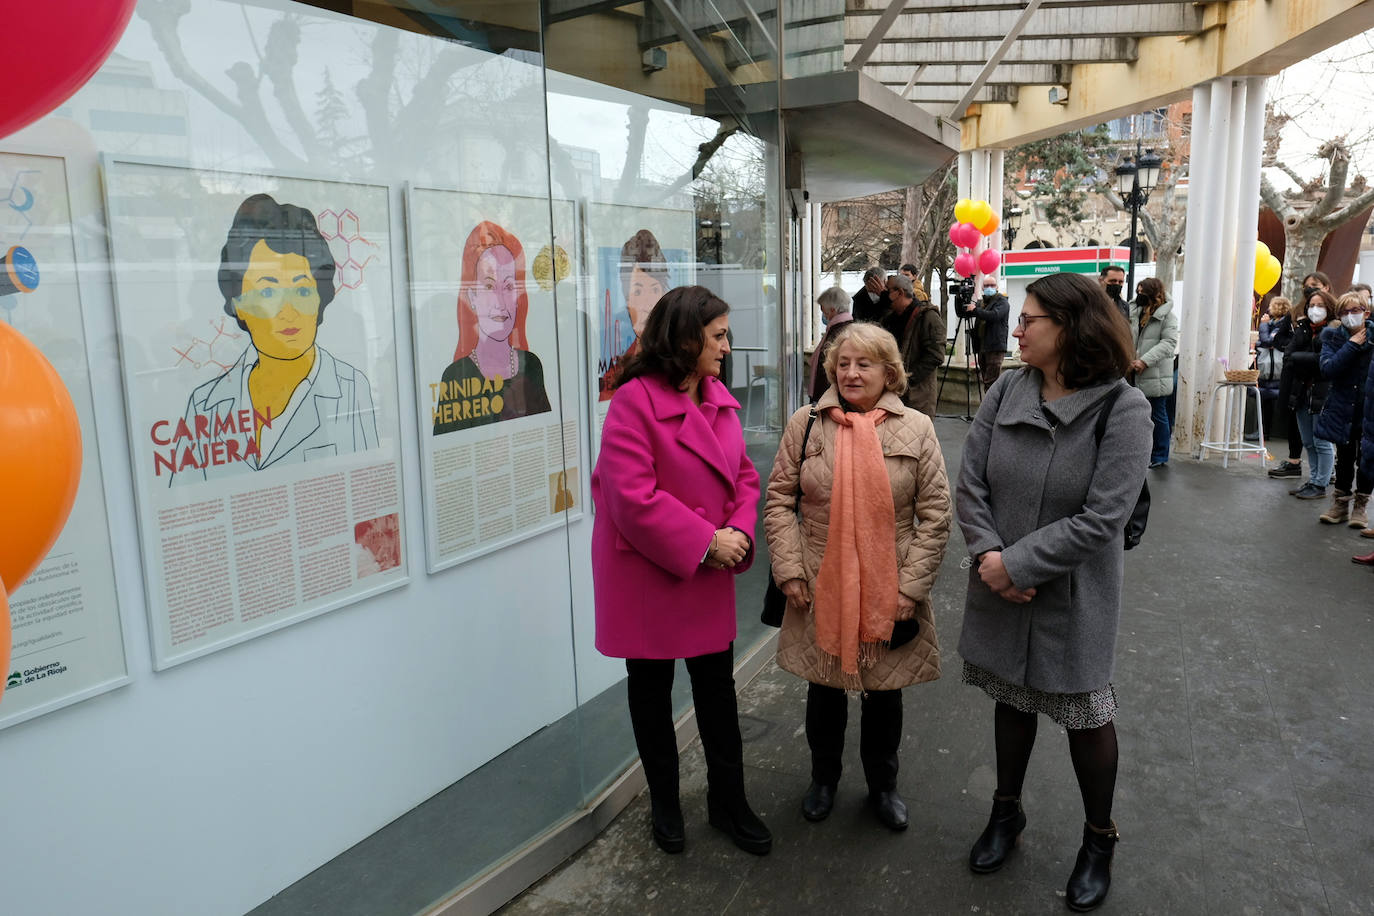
top-left (819, 313), bottom-right (829, 327)
top-left (982, 287), bottom-right (997, 298)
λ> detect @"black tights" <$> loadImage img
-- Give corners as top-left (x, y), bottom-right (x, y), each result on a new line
top-left (993, 702), bottom-right (1118, 828)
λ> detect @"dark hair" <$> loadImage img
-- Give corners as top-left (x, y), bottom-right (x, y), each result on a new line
top-left (619, 229), bottom-right (670, 300)
top-left (1302, 270), bottom-right (1331, 289)
top-left (219, 193), bottom-right (336, 330)
top-left (1305, 288), bottom-right (1339, 314)
top-left (1024, 272), bottom-right (1134, 389)
top-left (1136, 277), bottom-right (1167, 323)
top-left (1101, 265), bottom-right (1126, 279)
top-left (617, 285), bottom-right (729, 389)
top-left (900, 263), bottom-right (917, 275)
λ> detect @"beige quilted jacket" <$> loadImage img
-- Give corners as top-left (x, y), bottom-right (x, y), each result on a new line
top-left (764, 388), bottom-right (952, 691)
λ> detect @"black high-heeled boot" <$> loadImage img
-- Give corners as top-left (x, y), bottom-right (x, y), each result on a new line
top-left (969, 794), bottom-right (1027, 874)
top-left (1065, 820), bottom-right (1119, 912)
top-left (651, 798), bottom-right (685, 854)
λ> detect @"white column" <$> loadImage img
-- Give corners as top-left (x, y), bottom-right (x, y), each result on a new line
top-left (988, 148), bottom-right (1006, 262)
top-left (957, 151), bottom-right (972, 202)
top-left (1189, 78), bottom-right (1235, 449)
top-left (1229, 76), bottom-right (1268, 372)
top-left (1215, 81), bottom-right (1247, 378)
top-left (810, 200), bottom-right (824, 292)
top-left (800, 200), bottom-right (814, 348)
top-left (1175, 82), bottom-right (1213, 452)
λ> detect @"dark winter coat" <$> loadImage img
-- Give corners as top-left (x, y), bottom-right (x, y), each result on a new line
top-left (956, 369), bottom-right (1152, 693)
top-left (1313, 320), bottom-right (1374, 445)
top-left (965, 292), bottom-right (1010, 355)
top-left (1360, 352), bottom-right (1374, 482)
top-left (852, 287), bottom-right (890, 323)
top-left (1282, 317), bottom-right (1331, 414)
top-left (1257, 315), bottom-right (1292, 397)
top-left (894, 302), bottom-right (947, 416)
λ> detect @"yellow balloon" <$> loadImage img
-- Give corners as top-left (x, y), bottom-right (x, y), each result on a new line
top-left (1254, 254), bottom-right (1281, 294)
top-left (954, 198), bottom-right (974, 224)
top-left (1255, 240), bottom-right (1270, 261)
top-left (969, 199), bottom-right (994, 230)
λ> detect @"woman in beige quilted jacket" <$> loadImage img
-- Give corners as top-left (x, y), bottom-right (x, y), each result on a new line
top-left (763, 321), bottom-right (952, 833)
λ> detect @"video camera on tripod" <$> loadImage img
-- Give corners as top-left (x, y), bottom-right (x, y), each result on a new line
top-left (936, 275), bottom-right (983, 421)
top-left (949, 276), bottom-right (976, 311)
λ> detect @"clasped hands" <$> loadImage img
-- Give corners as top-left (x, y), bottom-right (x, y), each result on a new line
top-left (977, 550), bottom-right (1036, 604)
top-left (778, 578), bottom-right (916, 616)
top-left (704, 527), bottom-right (750, 569)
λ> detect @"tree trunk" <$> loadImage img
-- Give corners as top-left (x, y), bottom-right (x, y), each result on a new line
top-left (1281, 232), bottom-right (1325, 302)
top-left (901, 185), bottom-right (921, 267)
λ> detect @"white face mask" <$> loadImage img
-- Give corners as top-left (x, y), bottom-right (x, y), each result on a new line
top-left (1308, 306), bottom-right (1327, 323)
top-left (1342, 312), bottom-right (1367, 330)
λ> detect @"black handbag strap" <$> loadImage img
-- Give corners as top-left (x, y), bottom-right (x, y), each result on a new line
top-left (793, 408), bottom-right (819, 513)
top-left (1094, 382), bottom-right (1126, 446)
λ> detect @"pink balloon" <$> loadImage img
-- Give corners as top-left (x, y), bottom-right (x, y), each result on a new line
top-left (978, 249), bottom-right (1002, 274)
top-left (1, 0), bottom-right (137, 139)
top-left (948, 222), bottom-right (964, 247)
top-left (957, 223), bottom-right (983, 249)
top-left (954, 253), bottom-right (977, 277)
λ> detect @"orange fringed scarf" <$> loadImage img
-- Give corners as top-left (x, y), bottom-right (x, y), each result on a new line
top-left (812, 406), bottom-right (899, 683)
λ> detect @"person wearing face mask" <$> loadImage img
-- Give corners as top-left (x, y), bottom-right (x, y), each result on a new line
top-left (1312, 292), bottom-right (1374, 526)
top-left (852, 266), bottom-right (891, 323)
top-left (809, 286), bottom-right (854, 402)
top-left (1284, 289), bottom-right (1338, 500)
top-left (963, 276), bottom-right (1011, 387)
top-left (1099, 266), bottom-right (1129, 323)
top-left (1127, 278), bottom-right (1179, 468)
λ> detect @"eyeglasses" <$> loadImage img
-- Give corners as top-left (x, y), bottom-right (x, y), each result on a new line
top-left (1337, 309), bottom-right (1368, 317)
top-left (1016, 313), bottom-right (1051, 330)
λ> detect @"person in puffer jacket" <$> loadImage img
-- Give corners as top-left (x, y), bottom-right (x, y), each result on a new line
top-left (1285, 290), bottom-right (1338, 500)
top-left (1313, 292), bottom-right (1373, 527)
top-left (1127, 278), bottom-right (1179, 467)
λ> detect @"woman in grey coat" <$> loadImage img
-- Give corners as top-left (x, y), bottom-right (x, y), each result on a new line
top-left (956, 272), bottom-right (1151, 913)
top-left (1127, 277), bottom-right (1179, 467)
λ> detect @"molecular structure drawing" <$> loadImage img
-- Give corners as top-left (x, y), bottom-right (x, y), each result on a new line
top-left (171, 317), bottom-right (244, 371)
top-left (316, 208), bottom-right (379, 291)
top-left (3, 169), bottom-right (41, 240)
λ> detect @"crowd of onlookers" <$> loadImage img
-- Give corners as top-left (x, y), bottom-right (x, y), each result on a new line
top-left (1257, 272), bottom-right (1374, 566)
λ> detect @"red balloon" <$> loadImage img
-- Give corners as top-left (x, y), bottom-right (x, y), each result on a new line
top-left (979, 249), bottom-right (1002, 274)
top-left (948, 222), bottom-right (964, 247)
top-left (0, 0), bottom-right (137, 139)
top-left (0, 323), bottom-right (82, 594)
top-left (957, 223), bottom-right (983, 250)
top-left (954, 253), bottom-right (977, 278)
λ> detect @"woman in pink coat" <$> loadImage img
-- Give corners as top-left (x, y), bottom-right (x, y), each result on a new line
top-left (592, 285), bottom-right (770, 857)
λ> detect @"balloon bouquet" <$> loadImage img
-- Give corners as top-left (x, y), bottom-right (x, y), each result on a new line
top-left (0, 0), bottom-right (135, 701)
top-left (1253, 241), bottom-right (1282, 295)
top-left (948, 198), bottom-right (1004, 279)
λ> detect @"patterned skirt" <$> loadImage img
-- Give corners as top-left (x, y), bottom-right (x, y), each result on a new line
top-left (962, 661), bottom-right (1118, 730)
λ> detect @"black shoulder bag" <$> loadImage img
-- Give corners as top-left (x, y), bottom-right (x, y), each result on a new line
top-left (1095, 384), bottom-right (1151, 550)
top-left (760, 409), bottom-right (818, 626)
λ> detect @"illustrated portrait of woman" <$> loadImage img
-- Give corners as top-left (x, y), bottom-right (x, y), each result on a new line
top-left (433, 220), bottom-right (552, 434)
top-left (599, 228), bottom-right (670, 400)
top-left (173, 193), bottom-right (378, 483)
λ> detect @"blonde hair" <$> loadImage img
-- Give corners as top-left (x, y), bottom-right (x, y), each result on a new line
top-left (1268, 296), bottom-right (1292, 319)
top-left (1336, 292), bottom-right (1370, 314)
top-left (821, 322), bottom-right (908, 396)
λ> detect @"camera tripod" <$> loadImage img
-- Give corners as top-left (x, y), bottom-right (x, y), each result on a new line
top-left (935, 311), bottom-right (985, 422)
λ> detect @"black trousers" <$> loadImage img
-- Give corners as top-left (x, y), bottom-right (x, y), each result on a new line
top-left (625, 646), bottom-right (746, 809)
top-left (805, 682), bottom-right (903, 792)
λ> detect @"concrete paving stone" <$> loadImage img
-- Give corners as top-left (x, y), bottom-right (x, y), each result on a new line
top-left (1278, 707), bottom-right (1374, 797)
top-left (1294, 783), bottom-right (1374, 914)
top-left (1185, 669), bottom-right (1278, 725)
top-left (1198, 813), bottom-right (1329, 915)
top-left (1115, 708), bottom-right (1196, 769)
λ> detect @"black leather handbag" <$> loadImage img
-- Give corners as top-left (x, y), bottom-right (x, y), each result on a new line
top-left (761, 409), bottom-right (817, 627)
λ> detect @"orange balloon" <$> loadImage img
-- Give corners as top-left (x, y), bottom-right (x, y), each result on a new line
top-left (0, 581), bottom-right (9, 705)
top-left (0, 322), bottom-right (82, 594)
top-left (979, 212), bottom-right (1001, 236)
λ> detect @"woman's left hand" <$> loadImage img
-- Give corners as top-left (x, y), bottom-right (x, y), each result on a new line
top-left (897, 593), bottom-right (916, 616)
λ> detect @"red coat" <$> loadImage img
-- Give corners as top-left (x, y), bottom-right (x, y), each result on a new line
top-left (591, 373), bottom-right (759, 659)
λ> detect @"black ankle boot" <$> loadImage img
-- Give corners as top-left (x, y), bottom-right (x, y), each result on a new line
top-left (651, 799), bottom-right (685, 854)
top-left (801, 782), bottom-right (836, 822)
top-left (1065, 820), bottom-right (1118, 912)
top-left (707, 790), bottom-right (772, 855)
top-left (969, 794), bottom-right (1027, 873)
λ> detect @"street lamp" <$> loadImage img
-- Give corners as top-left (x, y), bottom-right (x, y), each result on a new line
top-left (1114, 141), bottom-right (1163, 294)
top-left (1005, 204), bottom-right (1024, 249)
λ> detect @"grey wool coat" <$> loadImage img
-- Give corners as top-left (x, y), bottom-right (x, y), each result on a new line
top-left (956, 368), bottom-right (1151, 694)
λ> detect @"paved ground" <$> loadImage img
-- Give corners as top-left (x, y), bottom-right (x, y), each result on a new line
top-left (500, 420), bottom-right (1374, 916)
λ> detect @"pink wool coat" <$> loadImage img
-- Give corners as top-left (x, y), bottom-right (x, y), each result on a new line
top-left (592, 373), bottom-right (760, 659)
